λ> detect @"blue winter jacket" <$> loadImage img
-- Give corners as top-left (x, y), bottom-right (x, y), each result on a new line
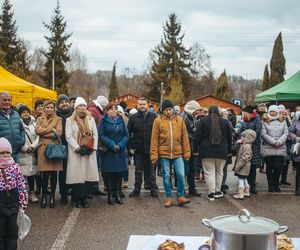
top-left (98, 115), bottom-right (129, 173)
top-left (0, 109), bottom-right (25, 155)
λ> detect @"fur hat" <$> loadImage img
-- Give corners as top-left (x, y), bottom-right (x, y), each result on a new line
top-left (74, 97), bottom-right (87, 109)
top-left (0, 137), bottom-right (12, 154)
top-left (268, 105), bottom-right (279, 113)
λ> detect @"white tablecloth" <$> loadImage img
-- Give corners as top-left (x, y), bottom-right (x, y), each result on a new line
top-left (127, 235), bottom-right (300, 250)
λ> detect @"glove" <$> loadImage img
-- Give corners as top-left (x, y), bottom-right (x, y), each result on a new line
top-left (113, 145), bottom-right (120, 152)
top-left (128, 148), bottom-right (135, 157)
top-left (75, 147), bottom-right (82, 153)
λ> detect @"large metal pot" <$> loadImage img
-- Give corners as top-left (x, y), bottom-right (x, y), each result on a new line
top-left (199, 209), bottom-right (288, 250)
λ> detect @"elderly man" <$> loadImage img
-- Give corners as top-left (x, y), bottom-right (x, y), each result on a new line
top-left (0, 92), bottom-right (25, 162)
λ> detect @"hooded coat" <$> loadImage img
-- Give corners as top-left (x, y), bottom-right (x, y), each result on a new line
top-left (87, 100), bottom-right (104, 127)
top-left (19, 118), bottom-right (39, 176)
top-left (233, 129), bottom-right (256, 176)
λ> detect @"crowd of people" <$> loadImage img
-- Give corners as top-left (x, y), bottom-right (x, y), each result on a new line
top-left (1, 90), bottom-right (300, 248)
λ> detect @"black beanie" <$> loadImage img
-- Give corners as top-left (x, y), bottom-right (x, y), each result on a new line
top-left (70, 96), bottom-right (77, 102)
top-left (161, 100), bottom-right (174, 111)
top-left (57, 94), bottom-right (70, 106)
top-left (18, 105), bottom-right (30, 115)
top-left (119, 101), bottom-right (127, 110)
top-left (242, 105), bottom-right (255, 114)
top-left (34, 100), bottom-right (44, 110)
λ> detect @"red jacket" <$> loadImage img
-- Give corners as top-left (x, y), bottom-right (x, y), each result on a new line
top-left (87, 101), bottom-right (104, 127)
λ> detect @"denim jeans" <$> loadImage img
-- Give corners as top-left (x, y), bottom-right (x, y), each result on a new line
top-left (160, 157), bottom-right (185, 197)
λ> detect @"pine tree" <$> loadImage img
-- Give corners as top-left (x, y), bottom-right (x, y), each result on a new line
top-left (0, 0), bottom-right (30, 79)
top-left (147, 13), bottom-right (193, 102)
top-left (109, 61), bottom-right (119, 99)
top-left (269, 32), bottom-right (286, 87)
top-left (43, 1), bottom-right (72, 94)
top-left (215, 70), bottom-right (231, 100)
top-left (262, 64), bottom-right (270, 91)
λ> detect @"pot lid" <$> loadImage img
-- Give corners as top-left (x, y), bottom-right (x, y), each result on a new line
top-left (208, 209), bottom-right (279, 235)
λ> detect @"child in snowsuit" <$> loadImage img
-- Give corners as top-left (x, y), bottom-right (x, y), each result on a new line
top-left (0, 137), bottom-right (28, 249)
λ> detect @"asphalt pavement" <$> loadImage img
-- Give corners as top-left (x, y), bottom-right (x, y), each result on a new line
top-left (19, 163), bottom-right (300, 250)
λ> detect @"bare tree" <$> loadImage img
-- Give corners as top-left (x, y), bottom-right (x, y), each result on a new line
top-left (29, 47), bottom-right (46, 86)
top-left (66, 46), bottom-right (87, 72)
top-left (190, 42), bottom-right (212, 79)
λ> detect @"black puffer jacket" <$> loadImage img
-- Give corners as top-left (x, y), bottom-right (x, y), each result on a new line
top-left (127, 110), bottom-right (156, 154)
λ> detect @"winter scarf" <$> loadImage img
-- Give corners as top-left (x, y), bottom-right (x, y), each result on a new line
top-left (71, 109), bottom-right (91, 144)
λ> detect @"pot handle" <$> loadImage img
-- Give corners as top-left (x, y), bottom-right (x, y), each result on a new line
top-left (202, 219), bottom-right (212, 229)
top-left (238, 209), bottom-right (251, 223)
top-left (275, 226), bottom-right (288, 235)
top-left (198, 244), bottom-right (210, 250)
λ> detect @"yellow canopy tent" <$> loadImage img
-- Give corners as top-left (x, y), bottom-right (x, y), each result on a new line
top-left (0, 66), bottom-right (57, 109)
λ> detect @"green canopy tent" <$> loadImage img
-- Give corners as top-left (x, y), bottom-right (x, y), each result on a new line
top-left (256, 70), bottom-right (300, 103)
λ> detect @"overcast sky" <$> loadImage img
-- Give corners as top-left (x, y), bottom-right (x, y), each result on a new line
top-left (10, 0), bottom-right (300, 79)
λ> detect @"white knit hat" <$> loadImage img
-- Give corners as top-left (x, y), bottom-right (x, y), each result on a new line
top-left (268, 105), bottom-right (279, 113)
top-left (117, 105), bottom-right (124, 114)
top-left (184, 100), bottom-right (200, 117)
top-left (278, 104), bottom-right (285, 112)
top-left (129, 108), bottom-right (138, 116)
top-left (74, 97), bottom-right (87, 109)
top-left (96, 95), bottom-right (109, 107)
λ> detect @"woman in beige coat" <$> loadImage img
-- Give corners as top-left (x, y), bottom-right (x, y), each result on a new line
top-left (35, 100), bottom-right (63, 208)
top-left (65, 97), bottom-right (99, 208)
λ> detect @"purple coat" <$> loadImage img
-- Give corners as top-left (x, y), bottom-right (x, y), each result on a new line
top-left (289, 119), bottom-right (300, 162)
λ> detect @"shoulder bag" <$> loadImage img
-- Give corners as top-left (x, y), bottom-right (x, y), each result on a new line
top-left (45, 132), bottom-right (67, 160)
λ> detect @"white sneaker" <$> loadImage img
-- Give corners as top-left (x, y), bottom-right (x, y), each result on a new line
top-left (214, 191), bottom-right (224, 199)
top-left (206, 193), bottom-right (215, 201)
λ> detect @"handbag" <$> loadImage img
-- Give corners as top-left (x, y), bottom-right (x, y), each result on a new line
top-left (45, 132), bottom-right (67, 160)
top-left (79, 132), bottom-right (94, 151)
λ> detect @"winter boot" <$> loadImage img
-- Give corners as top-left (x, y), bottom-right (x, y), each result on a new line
top-left (40, 193), bottom-right (47, 208)
top-left (244, 185), bottom-right (250, 197)
top-left (233, 187), bottom-right (244, 200)
top-left (107, 192), bottom-right (115, 205)
top-left (29, 191), bottom-right (38, 203)
top-left (49, 192), bottom-right (55, 208)
top-left (177, 196), bottom-right (191, 206)
top-left (114, 192), bottom-right (123, 205)
top-left (164, 198), bottom-right (173, 208)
